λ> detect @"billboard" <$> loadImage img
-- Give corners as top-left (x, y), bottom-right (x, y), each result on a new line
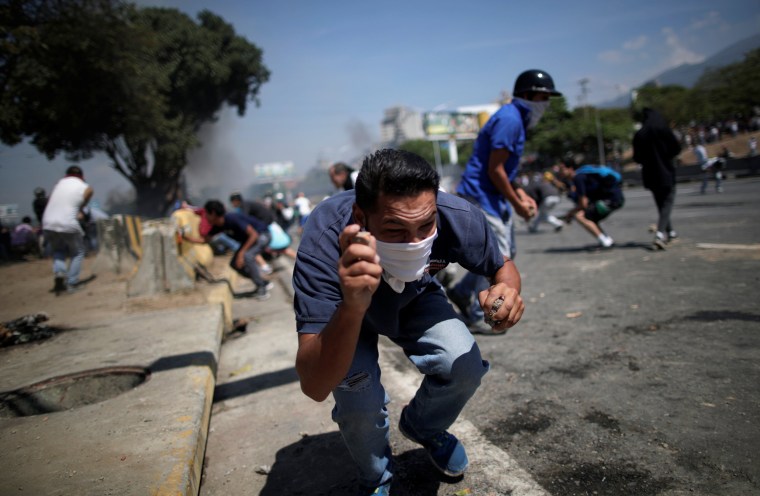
top-left (423, 111), bottom-right (480, 140)
top-left (252, 161), bottom-right (295, 182)
top-left (0, 204), bottom-right (20, 224)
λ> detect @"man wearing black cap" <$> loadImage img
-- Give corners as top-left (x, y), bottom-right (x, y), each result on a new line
top-left (446, 69), bottom-right (562, 334)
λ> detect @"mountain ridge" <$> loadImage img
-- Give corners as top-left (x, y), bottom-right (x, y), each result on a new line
top-left (598, 33), bottom-right (760, 109)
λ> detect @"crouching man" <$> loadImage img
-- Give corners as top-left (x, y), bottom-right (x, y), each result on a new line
top-left (293, 149), bottom-right (525, 494)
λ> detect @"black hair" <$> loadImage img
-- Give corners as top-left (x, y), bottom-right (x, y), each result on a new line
top-left (355, 149), bottom-right (439, 212)
top-left (331, 162), bottom-right (354, 174)
top-left (22, 216), bottom-right (32, 223)
top-left (66, 165), bottom-right (83, 177)
top-left (229, 192), bottom-right (243, 202)
top-left (561, 153), bottom-right (580, 170)
top-left (204, 200), bottom-right (226, 216)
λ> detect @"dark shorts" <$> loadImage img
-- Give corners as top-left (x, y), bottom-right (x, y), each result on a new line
top-left (585, 189), bottom-right (625, 223)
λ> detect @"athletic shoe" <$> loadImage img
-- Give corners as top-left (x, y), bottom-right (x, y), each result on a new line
top-left (357, 480), bottom-right (391, 496)
top-left (446, 288), bottom-right (471, 320)
top-left (53, 276), bottom-right (66, 295)
top-left (599, 235), bottom-right (614, 249)
top-left (398, 406), bottom-right (469, 477)
top-left (260, 263), bottom-right (273, 275)
top-left (668, 231), bottom-right (679, 242)
top-left (253, 284), bottom-right (272, 301)
top-left (66, 284), bottom-right (82, 294)
top-left (653, 232), bottom-right (667, 250)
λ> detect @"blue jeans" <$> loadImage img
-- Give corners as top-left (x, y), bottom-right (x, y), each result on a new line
top-left (230, 232), bottom-right (271, 288)
top-left (450, 210), bottom-right (515, 325)
top-left (331, 291), bottom-right (489, 487)
top-left (44, 230), bottom-right (86, 286)
top-left (211, 233), bottom-right (240, 253)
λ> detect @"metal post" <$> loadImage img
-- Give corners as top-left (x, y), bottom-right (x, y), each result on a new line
top-left (595, 110), bottom-right (606, 165)
top-left (432, 140), bottom-right (442, 176)
top-left (448, 137), bottom-right (458, 165)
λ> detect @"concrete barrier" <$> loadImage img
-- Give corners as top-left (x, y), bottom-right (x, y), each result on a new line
top-left (91, 217), bottom-right (138, 275)
top-left (127, 220), bottom-right (195, 297)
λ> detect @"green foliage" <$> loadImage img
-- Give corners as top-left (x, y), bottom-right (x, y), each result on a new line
top-left (398, 139), bottom-right (449, 166)
top-left (630, 48), bottom-right (760, 125)
top-left (0, 0), bottom-right (270, 216)
top-left (398, 139), bottom-right (472, 168)
top-left (692, 48), bottom-right (760, 121)
top-left (525, 97), bottom-right (634, 165)
top-left (632, 85), bottom-right (691, 123)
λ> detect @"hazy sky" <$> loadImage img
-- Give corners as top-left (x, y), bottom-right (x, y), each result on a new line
top-left (1, 0), bottom-right (759, 218)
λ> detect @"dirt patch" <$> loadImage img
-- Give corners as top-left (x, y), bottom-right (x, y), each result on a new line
top-left (583, 409), bottom-right (621, 432)
top-left (483, 401), bottom-right (555, 437)
top-left (538, 461), bottom-right (671, 496)
top-left (0, 255), bottom-right (228, 330)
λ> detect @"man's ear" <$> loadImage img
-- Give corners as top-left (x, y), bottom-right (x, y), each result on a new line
top-left (352, 203), bottom-right (366, 230)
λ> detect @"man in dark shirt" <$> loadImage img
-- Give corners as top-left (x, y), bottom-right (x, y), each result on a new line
top-left (204, 200), bottom-right (273, 300)
top-left (558, 159), bottom-right (624, 248)
top-left (33, 187), bottom-right (49, 225)
top-left (293, 149), bottom-right (525, 494)
top-left (632, 108), bottom-right (682, 249)
top-left (229, 192), bottom-right (275, 225)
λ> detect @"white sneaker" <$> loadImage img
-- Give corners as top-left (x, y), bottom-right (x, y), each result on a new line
top-left (653, 232), bottom-right (667, 250)
top-left (599, 235), bottom-right (614, 248)
top-left (260, 263), bottom-right (273, 275)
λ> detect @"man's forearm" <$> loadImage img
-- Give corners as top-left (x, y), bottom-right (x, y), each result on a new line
top-left (240, 232), bottom-right (258, 253)
top-left (296, 301), bottom-right (366, 401)
top-left (490, 256), bottom-right (521, 294)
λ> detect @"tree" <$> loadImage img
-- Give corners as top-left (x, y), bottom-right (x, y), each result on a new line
top-left (0, 0), bottom-right (270, 217)
top-left (398, 139), bottom-right (473, 168)
top-left (528, 97), bottom-right (635, 166)
top-left (631, 84), bottom-right (691, 123)
top-left (692, 48), bottom-right (760, 123)
top-left (398, 139), bottom-right (450, 167)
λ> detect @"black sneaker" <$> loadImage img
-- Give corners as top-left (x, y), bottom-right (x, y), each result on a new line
top-left (53, 276), bottom-right (66, 295)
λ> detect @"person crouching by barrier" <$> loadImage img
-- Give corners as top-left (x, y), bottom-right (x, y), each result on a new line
top-left (204, 200), bottom-right (273, 301)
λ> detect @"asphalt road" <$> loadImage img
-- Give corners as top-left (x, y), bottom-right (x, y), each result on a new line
top-left (203, 176), bottom-right (760, 496)
top-left (425, 176), bottom-right (760, 495)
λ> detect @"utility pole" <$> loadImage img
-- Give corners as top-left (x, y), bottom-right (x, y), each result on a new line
top-left (578, 78), bottom-right (606, 165)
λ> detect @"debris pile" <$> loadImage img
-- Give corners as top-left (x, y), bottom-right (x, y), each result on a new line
top-left (0, 313), bottom-right (60, 347)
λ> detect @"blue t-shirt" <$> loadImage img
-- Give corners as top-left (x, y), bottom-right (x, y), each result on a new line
top-left (456, 100), bottom-right (529, 219)
top-left (293, 190), bottom-right (505, 338)
top-left (572, 166), bottom-right (623, 203)
top-left (209, 212), bottom-right (268, 244)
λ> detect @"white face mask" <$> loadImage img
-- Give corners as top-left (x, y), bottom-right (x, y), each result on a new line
top-left (515, 97), bottom-right (550, 129)
top-left (374, 229), bottom-right (438, 293)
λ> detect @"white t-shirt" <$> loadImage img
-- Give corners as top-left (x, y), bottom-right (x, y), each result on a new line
top-left (42, 176), bottom-right (89, 233)
top-left (294, 196), bottom-right (312, 216)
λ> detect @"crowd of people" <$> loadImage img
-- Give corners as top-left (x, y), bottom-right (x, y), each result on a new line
top-left (0, 60), bottom-right (754, 494)
top-left (1, 63), bottom-right (756, 494)
top-left (673, 116), bottom-right (760, 150)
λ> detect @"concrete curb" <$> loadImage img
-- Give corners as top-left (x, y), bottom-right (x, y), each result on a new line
top-left (0, 305), bottom-right (224, 496)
